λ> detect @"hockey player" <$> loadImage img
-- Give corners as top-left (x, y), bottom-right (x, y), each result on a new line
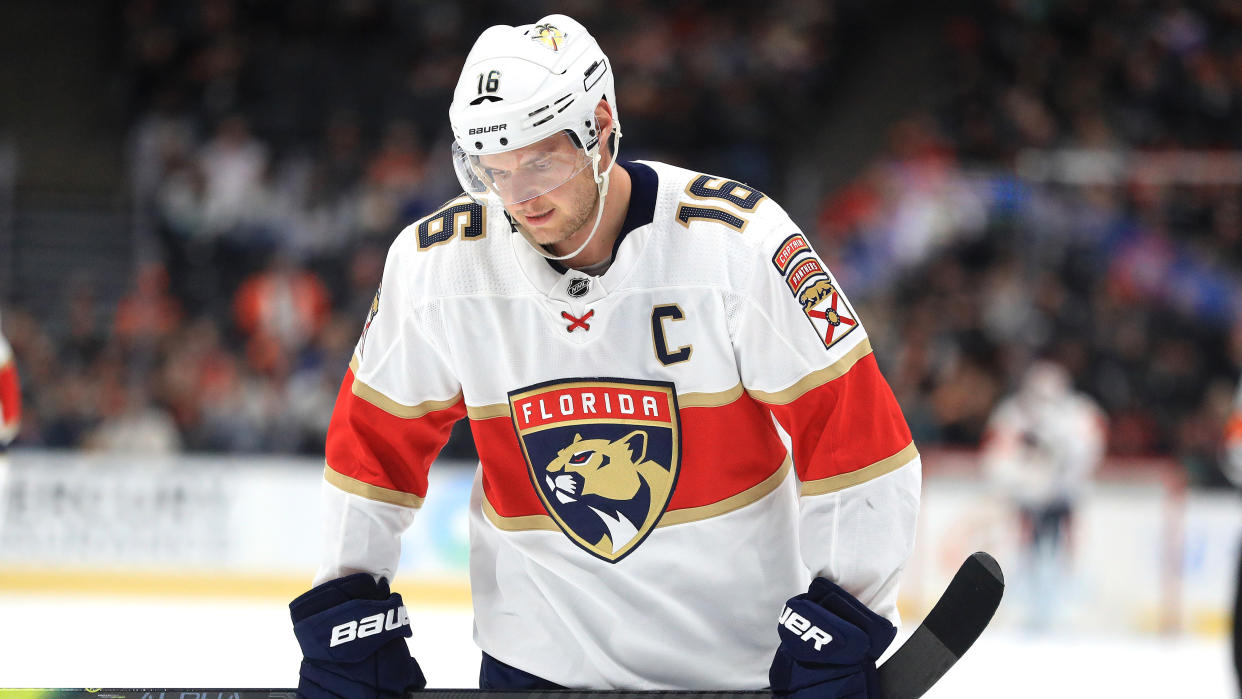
top-left (0, 311), bottom-right (19, 450)
top-left (290, 15), bottom-right (921, 698)
top-left (981, 360), bottom-right (1105, 630)
top-left (1222, 378), bottom-right (1242, 696)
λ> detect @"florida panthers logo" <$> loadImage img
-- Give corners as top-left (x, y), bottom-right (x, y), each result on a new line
top-left (509, 378), bottom-right (681, 562)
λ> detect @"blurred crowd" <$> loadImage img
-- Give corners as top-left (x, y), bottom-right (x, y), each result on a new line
top-left (1, 0), bottom-right (862, 457)
top-left (4, 0), bottom-right (1242, 485)
top-left (818, 0), bottom-right (1242, 486)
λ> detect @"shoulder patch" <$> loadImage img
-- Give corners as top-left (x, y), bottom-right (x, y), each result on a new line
top-left (773, 234), bottom-right (859, 350)
top-left (772, 233), bottom-right (812, 273)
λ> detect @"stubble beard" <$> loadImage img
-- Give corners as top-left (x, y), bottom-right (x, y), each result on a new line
top-left (514, 178), bottom-right (600, 252)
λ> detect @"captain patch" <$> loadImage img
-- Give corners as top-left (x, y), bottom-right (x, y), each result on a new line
top-left (772, 234), bottom-right (812, 273)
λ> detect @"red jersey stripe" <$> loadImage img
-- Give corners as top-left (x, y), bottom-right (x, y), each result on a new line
top-left (324, 367), bottom-right (465, 500)
top-left (471, 390), bottom-right (789, 519)
top-left (0, 361), bottom-right (19, 426)
top-left (756, 350), bottom-right (913, 483)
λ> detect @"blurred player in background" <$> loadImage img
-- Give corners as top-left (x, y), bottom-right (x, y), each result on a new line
top-left (0, 310), bottom-right (20, 528)
top-left (981, 360), bottom-right (1106, 630)
top-left (0, 311), bottom-right (20, 450)
top-left (1222, 380), bottom-right (1242, 696)
top-left (288, 13), bottom-right (920, 699)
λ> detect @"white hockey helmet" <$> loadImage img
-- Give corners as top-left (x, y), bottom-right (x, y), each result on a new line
top-left (449, 14), bottom-right (619, 206)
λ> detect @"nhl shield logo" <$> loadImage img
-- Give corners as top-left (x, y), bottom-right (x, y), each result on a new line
top-left (508, 378), bottom-right (681, 563)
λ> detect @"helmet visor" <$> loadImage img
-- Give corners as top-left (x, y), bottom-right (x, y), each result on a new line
top-left (452, 131), bottom-right (592, 205)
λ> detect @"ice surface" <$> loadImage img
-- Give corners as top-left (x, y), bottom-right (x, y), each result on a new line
top-left (0, 595), bottom-right (1232, 697)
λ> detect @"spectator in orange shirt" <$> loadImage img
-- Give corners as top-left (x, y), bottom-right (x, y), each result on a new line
top-left (233, 256), bottom-right (331, 375)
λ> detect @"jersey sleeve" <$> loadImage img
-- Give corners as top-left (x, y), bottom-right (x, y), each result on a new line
top-left (731, 226), bottom-right (920, 624)
top-left (0, 330), bottom-right (20, 446)
top-left (316, 236), bottom-right (466, 584)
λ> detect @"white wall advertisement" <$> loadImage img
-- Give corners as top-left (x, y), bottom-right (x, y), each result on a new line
top-left (0, 449), bottom-right (1237, 635)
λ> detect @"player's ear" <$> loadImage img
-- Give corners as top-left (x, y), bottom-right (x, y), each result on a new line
top-left (595, 99), bottom-right (616, 163)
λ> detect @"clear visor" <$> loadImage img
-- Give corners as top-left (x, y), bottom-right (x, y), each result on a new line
top-left (452, 131), bottom-right (593, 205)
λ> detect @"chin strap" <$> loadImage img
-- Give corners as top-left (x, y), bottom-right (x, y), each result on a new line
top-left (523, 125), bottom-right (622, 263)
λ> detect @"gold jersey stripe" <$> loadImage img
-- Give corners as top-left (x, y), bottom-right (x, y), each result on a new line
top-left (747, 338), bottom-right (873, 406)
top-left (799, 441), bottom-right (919, 496)
top-left (481, 457), bottom-right (792, 532)
top-left (467, 403), bottom-right (511, 420)
top-left (465, 384), bottom-right (746, 421)
top-left (324, 462), bottom-right (425, 508)
top-left (678, 383), bottom-right (745, 408)
top-left (349, 355), bottom-right (463, 419)
top-left (481, 496), bottom-right (559, 532)
top-left (0, 567), bottom-right (471, 604)
top-left (658, 456), bottom-right (792, 527)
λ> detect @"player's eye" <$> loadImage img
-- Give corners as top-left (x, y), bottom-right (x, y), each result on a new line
top-left (569, 451), bottom-right (592, 465)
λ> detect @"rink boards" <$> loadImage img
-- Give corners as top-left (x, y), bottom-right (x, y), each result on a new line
top-left (0, 448), bottom-right (1236, 635)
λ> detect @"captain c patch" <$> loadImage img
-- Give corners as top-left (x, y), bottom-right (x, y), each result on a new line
top-left (508, 378), bottom-right (681, 563)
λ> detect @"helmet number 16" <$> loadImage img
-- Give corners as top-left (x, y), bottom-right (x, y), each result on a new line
top-left (477, 70), bottom-right (501, 95)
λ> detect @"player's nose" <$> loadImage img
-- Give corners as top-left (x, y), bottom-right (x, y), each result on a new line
top-left (512, 194), bottom-right (547, 213)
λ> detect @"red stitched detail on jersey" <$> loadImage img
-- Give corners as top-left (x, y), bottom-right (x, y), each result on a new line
top-left (561, 309), bottom-right (594, 331)
top-left (0, 361), bottom-right (20, 425)
top-left (759, 352), bottom-right (912, 482)
top-left (470, 391), bottom-right (788, 518)
top-left (324, 367), bottom-right (465, 499)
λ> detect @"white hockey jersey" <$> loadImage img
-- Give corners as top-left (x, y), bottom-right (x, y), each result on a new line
top-left (981, 363), bottom-right (1106, 508)
top-left (316, 160), bottom-right (921, 690)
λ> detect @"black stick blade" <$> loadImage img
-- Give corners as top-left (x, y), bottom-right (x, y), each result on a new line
top-left (877, 551), bottom-right (1005, 699)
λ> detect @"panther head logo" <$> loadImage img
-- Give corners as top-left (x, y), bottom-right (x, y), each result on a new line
top-left (509, 379), bottom-right (681, 562)
top-left (798, 278), bottom-right (835, 310)
top-left (543, 431), bottom-right (673, 556)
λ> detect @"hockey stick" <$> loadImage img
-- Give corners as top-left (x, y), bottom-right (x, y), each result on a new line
top-left (877, 550), bottom-right (1005, 699)
top-left (33, 553), bottom-right (1002, 699)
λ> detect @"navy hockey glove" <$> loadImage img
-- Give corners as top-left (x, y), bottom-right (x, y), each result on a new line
top-left (290, 573), bottom-right (426, 699)
top-left (769, 577), bottom-right (897, 699)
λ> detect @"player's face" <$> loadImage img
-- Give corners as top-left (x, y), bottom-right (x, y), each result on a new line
top-left (506, 166), bottom-right (599, 248)
top-left (476, 133), bottom-right (600, 248)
